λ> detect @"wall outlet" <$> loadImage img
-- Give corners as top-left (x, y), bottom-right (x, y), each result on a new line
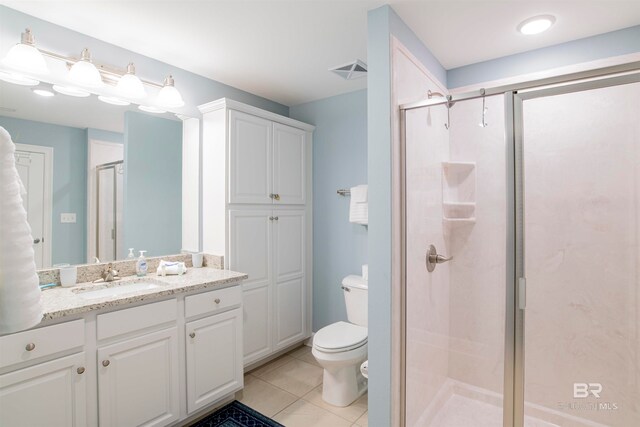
top-left (61, 213), bottom-right (76, 223)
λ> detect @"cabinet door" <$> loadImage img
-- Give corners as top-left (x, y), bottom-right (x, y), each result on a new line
top-left (98, 328), bottom-right (179, 427)
top-left (273, 210), bottom-right (306, 350)
top-left (0, 352), bottom-right (87, 427)
top-left (186, 309), bottom-right (242, 414)
top-left (242, 285), bottom-right (272, 365)
top-left (229, 110), bottom-right (273, 204)
top-left (273, 123), bottom-right (306, 205)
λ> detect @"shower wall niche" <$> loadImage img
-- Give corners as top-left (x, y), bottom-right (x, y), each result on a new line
top-left (441, 161), bottom-right (476, 226)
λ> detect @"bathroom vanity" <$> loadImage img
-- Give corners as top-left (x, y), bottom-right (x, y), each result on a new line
top-left (0, 267), bottom-right (247, 427)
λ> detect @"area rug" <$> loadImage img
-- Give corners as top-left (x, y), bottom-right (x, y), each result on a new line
top-left (189, 401), bottom-right (284, 427)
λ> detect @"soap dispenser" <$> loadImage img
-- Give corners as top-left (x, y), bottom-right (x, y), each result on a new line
top-left (136, 250), bottom-right (148, 277)
top-left (127, 248), bottom-right (135, 259)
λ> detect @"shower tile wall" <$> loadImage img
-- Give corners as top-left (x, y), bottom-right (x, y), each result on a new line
top-left (448, 96), bottom-right (507, 394)
top-left (393, 44), bottom-right (451, 426)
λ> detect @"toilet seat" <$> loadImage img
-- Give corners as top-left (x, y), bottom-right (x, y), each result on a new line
top-left (314, 321), bottom-right (368, 353)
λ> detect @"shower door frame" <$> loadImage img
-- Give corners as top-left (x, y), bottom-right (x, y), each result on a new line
top-left (95, 160), bottom-right (123, 262)
top-left (398, 61), bottom-right (640, 427)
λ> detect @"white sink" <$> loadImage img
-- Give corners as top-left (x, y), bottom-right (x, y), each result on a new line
top-left (74, 280), bottom-right (165, 300)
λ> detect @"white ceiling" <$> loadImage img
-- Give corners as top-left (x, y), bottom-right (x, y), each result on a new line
top-left (2, 1), bottom-right (639, 106)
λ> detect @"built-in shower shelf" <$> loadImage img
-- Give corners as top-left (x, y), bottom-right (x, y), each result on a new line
top-left (443, 217), bottom-right (476, 226)
top-left (442, 161), bottom-right (476, 228)
top-left (443, 202), bottom-right (475, 219)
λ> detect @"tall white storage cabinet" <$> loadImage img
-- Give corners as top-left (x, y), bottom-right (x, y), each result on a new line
top-left (199, 98), bottom-right (313, 366)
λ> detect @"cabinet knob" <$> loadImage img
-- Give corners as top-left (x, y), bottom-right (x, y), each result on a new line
top-left (269, 193), bottom-right (275, 199)
top-left (25, 343), bottom-right (36, 352)
top-left (274, 216), bottom-right (279, 221)
top-left (102, 360), bottom-right (110, 367)
top-left (269, 216), bottom-right (274, 221)
top-left (274, 194), bottom-right (280, 201)
top-left (189, 332), bottom-right (196, 338)
top-left (214, 298), bottom-right (221, 304)
top-left (77, 367), bottom-right (85, 375)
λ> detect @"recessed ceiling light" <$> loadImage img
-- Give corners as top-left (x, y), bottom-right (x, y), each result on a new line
top-left (32, 88), bottom-right (55, 97)
top-left (0, 70), bottom-right (39, 86)
top-left (138, 105), bottom-right (166, 114)
top-left (98, 95), bottom-right (130, 106)
top-left (52, 84), bottom-right (90, 97)
top-left (517, 15), bottom-right (555, 35)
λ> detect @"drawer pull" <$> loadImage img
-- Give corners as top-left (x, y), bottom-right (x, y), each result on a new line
top-left (77, 367), bottom-right (85, 375)
top-left (214, 298), bottom-right (221, 304)
top-left (189, 332), bottom-right (196, 338)
top-left (102, 360), bottom-right (110, 367)
top-left (25, 343), bottom-right (36, 352)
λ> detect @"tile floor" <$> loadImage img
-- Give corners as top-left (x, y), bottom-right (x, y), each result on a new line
top-left (239, 345), bottom-right (368, 427)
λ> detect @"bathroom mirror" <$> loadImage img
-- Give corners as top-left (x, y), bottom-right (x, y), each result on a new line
top-left (0, 79), bottom-right (189, 269)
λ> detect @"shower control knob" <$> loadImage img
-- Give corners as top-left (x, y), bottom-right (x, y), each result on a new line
top-left (426, 244), bottom-right (453, 272)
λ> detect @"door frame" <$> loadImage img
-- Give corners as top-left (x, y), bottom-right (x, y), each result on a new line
top-left (15, 143), bottom-right (53, 268)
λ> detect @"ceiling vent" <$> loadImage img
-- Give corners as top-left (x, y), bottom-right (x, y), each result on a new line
top-left (329, 59), bottom-right (367, 80)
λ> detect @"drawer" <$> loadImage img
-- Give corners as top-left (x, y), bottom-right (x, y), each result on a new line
top-left (97, 299), bottom-right (177, 341)
top-left (0, 319), bottom-right (84, 369)
top-left (185, 286), bottom-right (241, 318)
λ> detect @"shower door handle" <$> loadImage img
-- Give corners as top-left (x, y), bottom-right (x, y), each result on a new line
top-left (426, 244), bottom-right (452, 272)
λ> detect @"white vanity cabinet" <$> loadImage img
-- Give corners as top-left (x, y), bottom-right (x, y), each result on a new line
top-left (184, 287), bottom-right (243, 414)
top-left (0, 320), bottom-right (87, 427)
top-left (96, 300), bottom-right (180, 427)
top-left (199, 98), bottom-right (313, 367)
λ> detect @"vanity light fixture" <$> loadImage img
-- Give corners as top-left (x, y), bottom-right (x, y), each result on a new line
top-left (98, 95), bottom-right (130, 106)
top-left (31, 87), bottom-right (55, 97)
top-left (68, 48), bottom-right (103, 87)
top-left (2, 28), bottom-right (49, 75)
top-left (156, 75), bottom-right (185, 108)
top-left (138, 105), bottom-right (167, 114)
top-left (52, 84), bottom-right (90, 97)
top-left (0, 70), bottom-right (39, 86)
top-left (116, 63), bottom-right (146, 99)
top-left (517, 15), bottom-right (556, 35)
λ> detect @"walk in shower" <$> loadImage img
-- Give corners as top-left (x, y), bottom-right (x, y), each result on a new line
top-left (399, 68), bottom-right (640, 427)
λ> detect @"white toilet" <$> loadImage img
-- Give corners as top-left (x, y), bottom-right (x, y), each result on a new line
top-left (312, 275), bottom-right (368, 407)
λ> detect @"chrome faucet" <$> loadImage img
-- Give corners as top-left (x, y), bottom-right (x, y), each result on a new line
top-left (100, 263), bottom-right (119, 282)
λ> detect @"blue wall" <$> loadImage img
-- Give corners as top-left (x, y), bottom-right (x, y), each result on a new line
top-left (290, 89), bottom-right (368, 332)
top-left (0, 5), bottom-right (289, 118)
top-left (123, 111), bottom-right (182, 257)
top-left (0, 116), bottom-right (87, 265)
top-left (448, 25), bottom-right (640, 89)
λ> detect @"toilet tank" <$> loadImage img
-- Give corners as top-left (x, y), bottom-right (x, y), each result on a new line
top-left (342, 275), bottom-right (368, 327)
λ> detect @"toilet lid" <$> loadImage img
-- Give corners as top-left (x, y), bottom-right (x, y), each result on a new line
top-left (314, 321), bottom-right (368, 352)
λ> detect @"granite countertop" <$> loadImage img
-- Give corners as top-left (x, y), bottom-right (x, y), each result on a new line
top-left (40, 267), bottom-right (248, 320)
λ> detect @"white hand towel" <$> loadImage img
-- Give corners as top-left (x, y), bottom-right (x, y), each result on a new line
top-left (0, 126), bottom-right (43, 334)
top-left (157, 260), bottom-right (187, 276)
top-left (349, 185), bottom-right (368, 225)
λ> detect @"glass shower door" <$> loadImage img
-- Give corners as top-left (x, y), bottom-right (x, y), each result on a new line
top-left (403, 95), bottom-right (507, 426)
top-left (519, 80), bottom-right (640, 426)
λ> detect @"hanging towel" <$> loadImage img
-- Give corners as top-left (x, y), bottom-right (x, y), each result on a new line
top-left (349, 185), bottom-right (368, 225)
top-left (0, 127), bottom-right (43, 334)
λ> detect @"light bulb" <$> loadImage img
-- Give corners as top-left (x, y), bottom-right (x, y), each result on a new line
top-left (32, 88), bottom-right (55, 97)
top-left (116, 63), bottom-right (146, 99)
top-left (2, 29), bottom-right (49, 75)
top-left (156, 75), bottom-right (184, 108)
top-left (68, 48), bottom-right (103, 87)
